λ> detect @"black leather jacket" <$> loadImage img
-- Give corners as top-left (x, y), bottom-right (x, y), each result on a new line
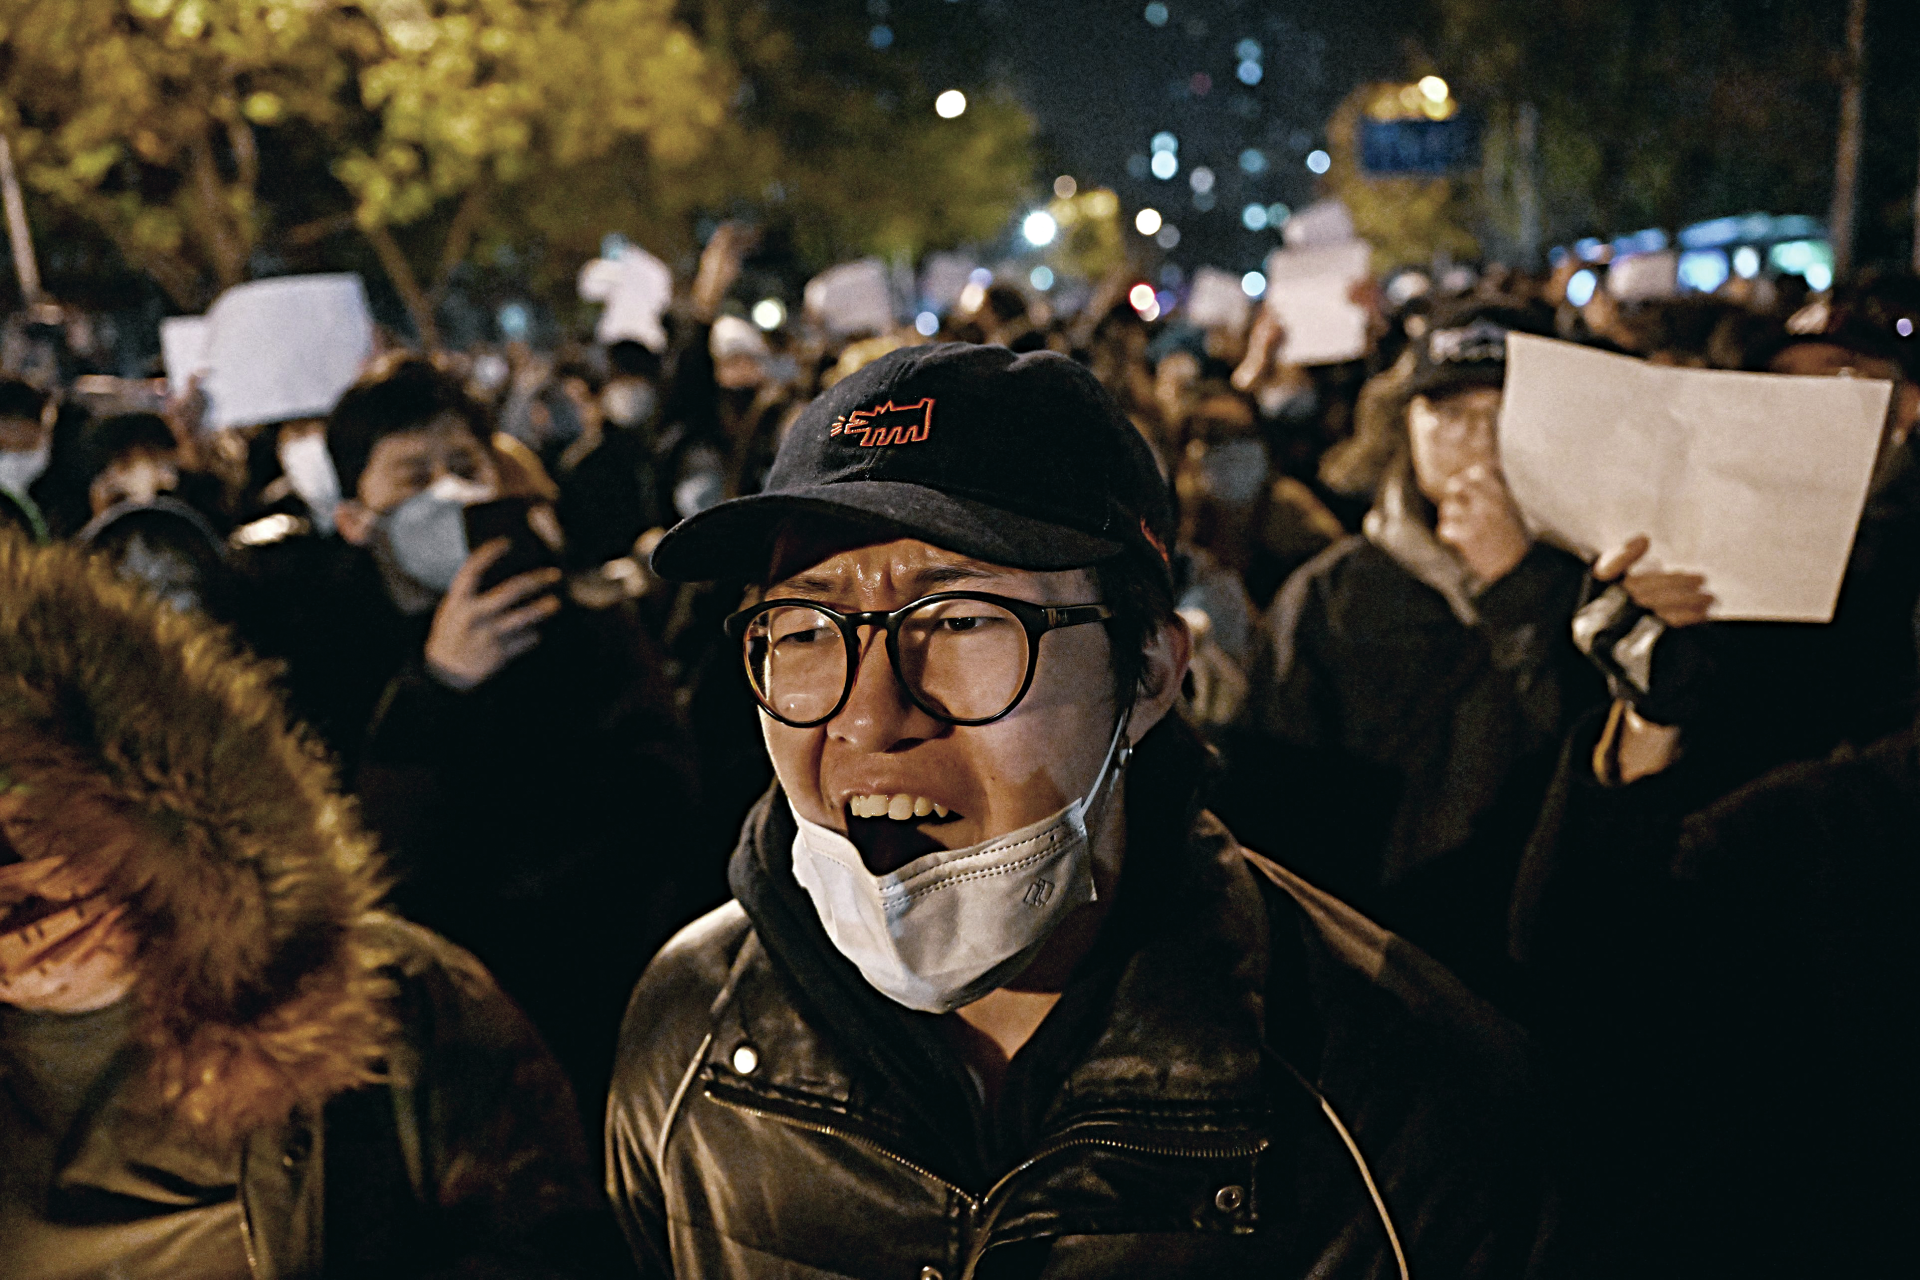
top-left (608, 798), bottom-right (1563, 1279)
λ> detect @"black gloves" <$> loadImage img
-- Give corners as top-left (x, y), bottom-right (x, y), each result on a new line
top-left (1571, 581), bottom-right (1715, 726)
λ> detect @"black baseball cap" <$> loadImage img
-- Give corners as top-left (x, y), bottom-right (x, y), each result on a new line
top-left (650, 343), bottom-right (1174, 584)
top-left (1404, 302), bottom-right (1550, 399)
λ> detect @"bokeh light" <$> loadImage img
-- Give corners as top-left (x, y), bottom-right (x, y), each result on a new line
top-left (1022, 210), bottom-right (1058, 247)
top-left (1053, 174), bottom-right (1077, 199)
top-left (915, 311), bottom-right (940, 337)
top-left (751, 298), bottom-right (786, 330)
top-left (1189, 166), bottom-right (1214, 194)
top-left (1030, 266), bottom-right (1055, 291)
top-left (1143, 2), bottom-right (1169, 26)
top-left (1306, 149), bottom-right (1331, 174)
top-left (1418, 75), bottom-right (1449, 102)
top-left (934, 90), bottom-right (967, 118)
top-left (1155, 224), bottom-right (1181, 249)
top-left (1150, 151), bottom-right (1179, 180)
top-left (1135, 207), bottom-right (1163, 235)
top-left (1242, 204), bottom-right (1268, 231)
top-left (1241, 271), bottom-right (1266, 299)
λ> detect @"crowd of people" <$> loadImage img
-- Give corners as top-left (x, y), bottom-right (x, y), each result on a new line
top-left (2, 209), bottom-right (1917, 1278)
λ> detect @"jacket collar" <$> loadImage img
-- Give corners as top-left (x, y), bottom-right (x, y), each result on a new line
top-left (721, 792), bottom-right (1278, 1186)
top-left (1363, 469), bottom-right (1482, 626)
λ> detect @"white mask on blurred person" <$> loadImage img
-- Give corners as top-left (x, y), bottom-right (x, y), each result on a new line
top-left (0, 441), bottom-right (50, 497)
top-left (381, 475), bottom-right (492, 594)
top-left (278, 432), bottom-right (342, 533)
top-left (601, 380), bottom-right (657, 429)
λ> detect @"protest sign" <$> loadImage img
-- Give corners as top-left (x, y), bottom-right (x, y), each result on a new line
top-left (805, 259), bottom-right (895, 337)
top-left (159, 316), bottom-right (210, 396)
top-left (201, 275), bottom-right (374, 430)
top-left (1187, 267), bottom-right (1252, 330)
top-left (1498, 333), bottom-right (1891, 621)
top-left (1264, 241), bottom-right (1372, 366)
top-left (578, 246), bottom-right (673, 350)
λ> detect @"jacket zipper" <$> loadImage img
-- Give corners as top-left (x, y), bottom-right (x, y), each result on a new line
top-left (702, 1089), bottom-right (981, 1206)
top-left (703, 1088), bottom-right (1268, 1208)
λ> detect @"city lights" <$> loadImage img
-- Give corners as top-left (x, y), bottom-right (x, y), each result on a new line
top-left (1732, 246), bottom-right (1761, 279)
top-left (1566, 268), bottom-right (1599, 307)
top-left (1128, 282), bottom-right (1159, 321)
top-left (1240, 148), bottom-right (1267, 174)
top-left (1150, 131), bottom-right (1178, 154)
top-left (1241, 271), bottom-right (1267, 299)
top-left (1135, 207), bottom-right (1163, 235)
top-left (1306, 149), bottom-right (1331, 174)
top-left (1150, 151), bottom-right (1179, 180)
top-left (1143, 2), bottom-right (1168, 26)
top-left (1030, 266), bottom-right (1054, 291)
top-left (934, 89), bottom-right (967, 118)
top-left (1053, 174), bottom-right (1077, 199)
top-left (1267, 202), bottom-right (1291, 226)
top-left (1155, 224), bottom-right (1180, 249)
top-left (1237, 61), bottom-right (1262, 85)
top-left (914, 311), bottom-right (939, 337)
top-left (751, 298), bottom-right (786, 330)
top-left (1242, 204), bottom-right (1268, 231)
top-left (1022, 210), bottom-right (1058, 247)
top-left (1418, 75), bottom-right (1450, 103)
top-left (1189, 166), bottom-right (1214, 194)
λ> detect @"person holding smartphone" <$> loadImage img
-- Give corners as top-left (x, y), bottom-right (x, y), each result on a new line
top-left (238, 355), bottom-right (700, 1127)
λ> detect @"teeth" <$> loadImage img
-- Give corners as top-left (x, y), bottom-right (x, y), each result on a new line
top-left (848, 793), bottom-right (952, 821)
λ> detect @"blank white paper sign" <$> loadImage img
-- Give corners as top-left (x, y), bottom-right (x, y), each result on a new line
top-left (202, 275), bottom-right (375, 430)
top-left (1186, 266), bottom-right (1251, 330)
top-left (1498, 333), bottom-right (1892, 622)
top-left (1265, 241), bottom-right (1372, 366)
top-left (806, 260), bottom-right (895, 338)
top-left (159, 316), bottom-right (210, 396)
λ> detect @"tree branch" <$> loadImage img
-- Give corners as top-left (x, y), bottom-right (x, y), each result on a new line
top-left (364, 222), bottom-right (439, 349)
top-left (430, 180), bottom-right (490, 306)
top-left (185, 131), bottom-right (249, 289)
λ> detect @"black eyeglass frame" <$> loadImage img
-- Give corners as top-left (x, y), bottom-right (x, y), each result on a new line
top-left (724, 591), bottom-right (1115, 728)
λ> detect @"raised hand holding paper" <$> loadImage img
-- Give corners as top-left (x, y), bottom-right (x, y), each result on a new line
top-left (1497, 333), bottom-right (1891, 622)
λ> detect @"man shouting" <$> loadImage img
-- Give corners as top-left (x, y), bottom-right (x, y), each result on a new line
top-left (609, 344), bottom-right (1563, 1279)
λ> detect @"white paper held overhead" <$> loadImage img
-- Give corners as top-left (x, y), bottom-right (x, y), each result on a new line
top-left (578, 247), bottom-right (673, 351)
top-left (201, 275), bottom-right (375, 431)
top-left (1497, 333), bottom-right (1892, 622)
top-left (1264, 240), bottom-right (1372, 366)
top-left (805, 260), bottom-right (895, 338)
top-left (159, 316), bottom-right (210, 396)
top-left (1186, 266), bottom-right (1252, 331)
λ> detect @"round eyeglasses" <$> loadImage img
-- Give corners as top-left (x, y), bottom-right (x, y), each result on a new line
top-left (724, 591), bottom-right (1115, 728)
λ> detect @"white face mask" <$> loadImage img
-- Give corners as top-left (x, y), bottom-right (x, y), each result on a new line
top-left (381, 474), bottom-right (492, 594)
top-left (0, 440), bottom-right (51, 497)
top-left (788, 710), bottom-right (1132, 1014)
top-left (601, 380), bottom-right (657, 429)
top-left (278, 432), bottom-right (341, 534)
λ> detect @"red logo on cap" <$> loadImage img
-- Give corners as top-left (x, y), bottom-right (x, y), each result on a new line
top-left (829, 397), bottom-right (935, 447)
top-left (1139, 517), bottom-right (1169, 567)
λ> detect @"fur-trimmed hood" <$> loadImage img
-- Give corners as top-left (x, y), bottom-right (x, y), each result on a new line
top-left (0, 534), bottom-right (392, 1144)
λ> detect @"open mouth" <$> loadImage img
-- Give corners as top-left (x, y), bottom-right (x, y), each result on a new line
top-left (844, 795), bottom-right (963, 874)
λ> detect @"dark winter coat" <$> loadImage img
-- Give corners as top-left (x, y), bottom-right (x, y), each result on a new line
top-left (607, 786), bottom-right (1564, 1280)
top-left (0, 536), bottom-right (611, 1279)
top-left (1228, 478), bottom-right (1600, 993)
top-left (1512, 709), bottom-right (1920, 1278)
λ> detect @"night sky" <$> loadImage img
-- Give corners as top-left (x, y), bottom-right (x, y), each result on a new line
top-left (915, 0), bottom-right (1417, 279)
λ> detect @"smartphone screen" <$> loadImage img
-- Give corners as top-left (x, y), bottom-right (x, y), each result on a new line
top-left (463, 497), bottom-right (559, 595)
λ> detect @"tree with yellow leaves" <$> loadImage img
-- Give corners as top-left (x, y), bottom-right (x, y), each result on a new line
top-left (0, 0), bottom-right (723, 341)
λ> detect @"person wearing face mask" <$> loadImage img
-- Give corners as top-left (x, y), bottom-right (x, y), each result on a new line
top-left (608, 343), bottom-right (1564, 1280)
top-left (1233, 304), bottom-right (1605, 1004)
top-left (0, 378), bottom-right (59, 540)
top-left (237, 356), bottom-right (701, 1124)
top-left (557, 340), bottom-right (672, 567)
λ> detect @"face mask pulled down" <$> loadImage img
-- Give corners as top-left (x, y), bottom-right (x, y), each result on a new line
top-left (788, 710), bottom-right (1132, 1014)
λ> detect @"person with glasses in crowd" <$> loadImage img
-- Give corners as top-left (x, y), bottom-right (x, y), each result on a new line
top-left (606, 343), bottom-right (1565, 1279)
